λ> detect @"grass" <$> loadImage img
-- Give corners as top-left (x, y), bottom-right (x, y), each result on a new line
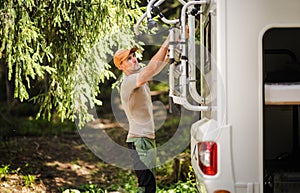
top-left (0, 165), bottom-right (10, 181)
top-left (0, 164), bottom-right (43, 191)
top-left (0, 149), bottom-right (198, 193)
top-left (0, 116), bottom-right (77, 141)
top-left (22, 174), bottom-right (37, 187)
top-left (61, 165), bottom-right (198, 193)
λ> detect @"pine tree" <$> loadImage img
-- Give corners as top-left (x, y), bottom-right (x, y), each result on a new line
top-left (0, 0), bottom-right (143, 127)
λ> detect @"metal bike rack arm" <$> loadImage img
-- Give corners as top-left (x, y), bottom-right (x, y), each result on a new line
top-left (169, 0), bottom-right (211, 111)
top-left (134, 0), bottom-right (185, 35)
top-left (146, 0), bottom-right (186, 26)
top-left (187, 7), bottom-right (205, 104)
top-left (134, 12), bottom-right (147, 36)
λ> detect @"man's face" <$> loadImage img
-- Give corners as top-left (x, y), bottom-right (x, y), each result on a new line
top-left (121, 53), bottom-right (140, 73)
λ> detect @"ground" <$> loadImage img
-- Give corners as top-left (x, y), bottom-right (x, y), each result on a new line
top-left (0, 95), bottom-right (193, 193)
top-left (0, 131), bottom-right (130, 193)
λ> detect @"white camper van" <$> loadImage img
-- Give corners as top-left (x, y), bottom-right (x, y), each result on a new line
top-left (189, 1), bottom-right (300, 193)
top-left (135, 0), bottom-right (300, 192)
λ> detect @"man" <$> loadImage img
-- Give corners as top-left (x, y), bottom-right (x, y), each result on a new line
top-left (113, 35), bottom-right (170, 193)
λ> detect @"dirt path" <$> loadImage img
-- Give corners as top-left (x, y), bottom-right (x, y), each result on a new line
top-left (0, 133), bottom-right (127, 192)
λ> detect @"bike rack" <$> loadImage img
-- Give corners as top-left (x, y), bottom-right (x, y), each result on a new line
top-left (135, 0), bottom-right (212, 112)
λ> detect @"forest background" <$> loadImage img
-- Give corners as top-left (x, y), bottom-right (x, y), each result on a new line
top-left (0, 0), bottom-right (198, 192)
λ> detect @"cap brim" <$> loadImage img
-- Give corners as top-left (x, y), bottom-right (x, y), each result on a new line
top-left (129, 47), bottom-right (138, 53)
top-left (121, 47), bottom-right (138, 62)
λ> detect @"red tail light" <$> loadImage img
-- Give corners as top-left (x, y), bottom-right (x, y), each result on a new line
top-left (198, 141), bottom-right (218, 175)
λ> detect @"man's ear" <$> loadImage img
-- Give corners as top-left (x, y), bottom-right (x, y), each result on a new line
top-left (119, 63), bottom-right (124, 70)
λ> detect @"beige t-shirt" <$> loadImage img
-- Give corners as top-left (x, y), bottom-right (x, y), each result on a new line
top-left (120, 73), bottom-right (155, 139)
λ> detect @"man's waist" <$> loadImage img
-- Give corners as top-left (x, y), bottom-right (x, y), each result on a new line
top-left (127, 132), bottom-right (155, 140)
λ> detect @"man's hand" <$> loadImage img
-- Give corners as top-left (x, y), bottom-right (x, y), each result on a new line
top-left (185, 26), bottom-right (189, 39)
top-left (174, 25), bottom-right (189, 42)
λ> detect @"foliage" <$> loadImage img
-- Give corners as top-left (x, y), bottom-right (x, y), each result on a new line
top-left (0, 110), bottom-right (77, 139)
top-left (62, 184), bottom-right (105, 193)
top-left (62, 165), bottom-right (198, 193)
top-left (0, 164), bottom-right (10, 181)
top-left (0, 124), bottom-right (197, 192)
top-left (22, 174), bottom-right (36, 187)
top-left (0, 164), bottom-right (45, 192)
top-left (157, 166), bottom-right (198, 193)
top-left (62, 171), bottom-right (139, 193)
top-left (0, 0), bottom-right (143, 128)
top-left (62, 177), bottom-right (198, 193)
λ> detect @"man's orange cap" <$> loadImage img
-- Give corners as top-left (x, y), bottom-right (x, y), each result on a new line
top-left (113, 48), bottom-right (138, 69)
